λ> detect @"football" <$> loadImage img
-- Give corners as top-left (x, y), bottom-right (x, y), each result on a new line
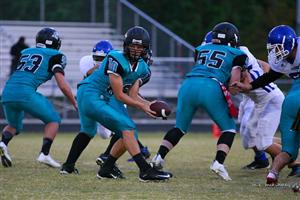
top-left (150, 100), bottom-right (171, 118)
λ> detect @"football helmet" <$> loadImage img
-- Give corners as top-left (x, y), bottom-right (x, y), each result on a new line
top-left (267, 25), bottom-right (297, 63)
top-left (92, 40), bottom-right (113, 66)
top-left (202, 31), bottom-right (213, 45)
top-left (36, 27), bottom-right (61, 50)
top-left (211, 22), bottom-right (239, 47)
top-left (123, 26), bottom-right (151, 62)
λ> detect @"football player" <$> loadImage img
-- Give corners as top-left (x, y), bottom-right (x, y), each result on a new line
top-left (79, 40), bottom-right (114, 139)
top-left (151, 22), bottom-right (247, 181)
top-left (204, 31), bottom-right (300, 175)
top-left (0, 27), bottom-right (77, 168)
top-left (79, 40), bottom-right (151, 167)
top-left (197, 31), bottom-right (271, 170)
top-left (232, 25), bottom-right (300, 184)
top-left (60, 26), bottom-right (172, 182)
top-left (237, 46), bottom-right (285, 169)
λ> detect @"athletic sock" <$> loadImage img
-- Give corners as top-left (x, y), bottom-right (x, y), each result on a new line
top-left (102, 154), bottom-right (117, 170)
top-left (158, 146), bottom-right (169, 159)
top-left (158, 128), bottom-right (184, 159)
top-left (41, 138), bottom-right (53, 155)
top-left (215, 150), bottom-right (227, 164)
top-left (254, 149), bottom-right (268, 161)
top-left (137, 140), bottom-right (145, 149)
top-left (65, 132), bottom-right (92, 165)
top-left (133, 153), bottom-right (151, 173)
top-left (103, 134), bottom-right (119, 155)
top-left (1, 131), bottom-right (13, 145)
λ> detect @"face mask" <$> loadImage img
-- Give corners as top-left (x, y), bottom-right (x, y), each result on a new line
top-left (92, 55), bottom-right (105, 67)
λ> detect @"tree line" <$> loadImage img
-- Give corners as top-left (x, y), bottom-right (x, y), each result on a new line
top-left (0, 0), bottom-right (296, 60)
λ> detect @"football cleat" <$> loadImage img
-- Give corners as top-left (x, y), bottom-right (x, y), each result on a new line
top-left (210, 160), bottom-right (232, 181)
top-left (37, 153), bottom-right (61, 168)
top-left (0, 142), bottom-right (12, 167)
top-left (97, 166), bottom-right (125, 179)
top-left (60, 163), bottom-right (79, 175)
top-left (96, 153), bottom-right (108, 166)
top-left (150, 154), bottom-right (165, 170)
top-left (139, 167), bottom-right (171, 182)
top-left (242, 159), bottom-right (270, 170)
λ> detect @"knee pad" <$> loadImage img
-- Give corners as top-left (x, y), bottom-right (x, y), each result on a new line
top-left (217, 131), bottom-right (236, 148)
top-left (163, 128), bottom-right (185, 146)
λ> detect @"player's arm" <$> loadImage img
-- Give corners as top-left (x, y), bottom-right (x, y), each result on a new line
top-left (86, 66), bottom-right (98, 76)
top-left (257, 59), bottom-right (270, 73)
top-left (49, 54), bottom-right (78, 111)
top-left (106, 56), bottom-right (155, 116)
top-left (128, 79), bottom-right (151, 106)
top-left (231, 69), bottom-right (283, 92)
top-left (132, 66), bottom-right (152, 104)
top-left (109, 74), bottom-right (155, 117)
top-left (228, 54), bottom-right (247, 95)
top-left (250, 69), bottom-right (283, 90)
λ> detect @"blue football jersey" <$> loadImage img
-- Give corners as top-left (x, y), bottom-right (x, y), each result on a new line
top-left (78, 50), bottom-right (151, 100)
top-left (187, 43), bottom-right (247, 84)
top-left (2, 47), bottom-right (66, 102)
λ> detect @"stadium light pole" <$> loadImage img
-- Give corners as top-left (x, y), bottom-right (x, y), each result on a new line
top-left (91, 0), bottom-right (96, 23)
top-left (104, 0), bottom-right (109, 23)
top-left (40, 0), bottom-right (45, 21)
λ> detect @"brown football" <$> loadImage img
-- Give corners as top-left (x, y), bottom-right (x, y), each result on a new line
top-left (150, 101), bottom-right (171, 118)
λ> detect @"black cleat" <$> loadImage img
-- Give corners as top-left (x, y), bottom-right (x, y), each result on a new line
top-left (60, 163), bottom-right (79, 175)
top-left (97, 165), bottom-right (125, 179)
top-left (242, 159), bottom-right (269, 170)
top-left (96, 153), bottom-right (108, 166)
top-left (139, 168), bottom-right (172, 182)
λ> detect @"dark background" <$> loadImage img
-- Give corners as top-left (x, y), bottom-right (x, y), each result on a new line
top-left (0, 0), bottom-right (296, 60)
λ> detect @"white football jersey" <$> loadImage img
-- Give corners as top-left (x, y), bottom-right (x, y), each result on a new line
top-left (240, 46), bottom-right (281, 103)
top-left (268, 37), bottom-right (300, 79)
top-left (79, 55), bottom-right (94, 77)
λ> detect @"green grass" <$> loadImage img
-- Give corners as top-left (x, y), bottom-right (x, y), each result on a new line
top-left (0, 133), bottom-right (299, 200)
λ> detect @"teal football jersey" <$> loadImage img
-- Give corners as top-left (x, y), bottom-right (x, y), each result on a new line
top-left (187, 43), bottom-right (247, 84)
top-left (2, 47), bottom-right (66, 102)
top-left (79, 50), bottom-right (151, 100)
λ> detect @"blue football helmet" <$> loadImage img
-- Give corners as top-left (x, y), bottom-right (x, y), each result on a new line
top-left (267, 25), bottom-right (297, 63)
top-left (201, 31), bottom-right (213, 45)
top-left (92, 40), bottom-right (113, 65)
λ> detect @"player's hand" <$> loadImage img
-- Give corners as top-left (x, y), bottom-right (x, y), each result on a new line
top-left (230, 81), bottom-right (252, 93)
top-left (73, 102), bottom-right (78, 112)
top-left (141, 103), bottom-right (157, 118)
top-left (228, 85), bottom-right (240, 95)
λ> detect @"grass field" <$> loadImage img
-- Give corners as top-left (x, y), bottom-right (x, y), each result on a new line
top-left (0, 132), bottom-right (299, 200)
